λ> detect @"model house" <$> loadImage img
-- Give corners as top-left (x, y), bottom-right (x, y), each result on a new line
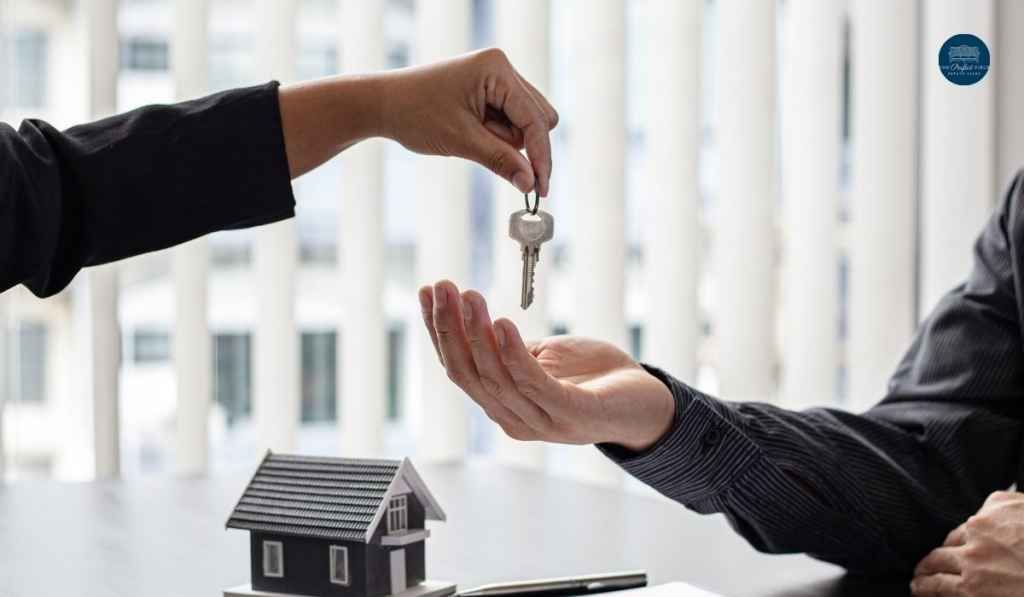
top-left (225, 452), bottom-right (452, 597)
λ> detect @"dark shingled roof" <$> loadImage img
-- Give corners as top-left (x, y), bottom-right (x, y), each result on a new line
top-left (226, 452), bottom-right (403, 542)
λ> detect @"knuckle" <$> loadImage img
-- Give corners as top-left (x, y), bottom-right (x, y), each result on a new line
top-left (479, 47), bottom-right (509, 66)
top-left (434, 320), bottom-right (455, 337)
top-left (503, 424), bottom-right (535, 442)
top-left (965, 515), bottom-right (983, 531)
top-left (516, 381), bottom-right (544, 400)
top-left (962, 542), bottom-right (987, 563)
top-left (549, 108), bottom-right (560, 128)
top-left (445, 368), bottom-right (467, 387)
top-left (488, 149), bottom-right (511, 177)
top-left (479, 376), bottom-right (504, 398)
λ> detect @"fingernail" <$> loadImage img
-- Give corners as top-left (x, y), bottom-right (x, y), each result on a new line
top-left (434, 284), bottom-right (447, 307)
top-left (495, 324), bottom-right (507, 348)
top-left (512, 171), bottom-right (531, 193)
top-left (462, 297), bottom-right (473, 324)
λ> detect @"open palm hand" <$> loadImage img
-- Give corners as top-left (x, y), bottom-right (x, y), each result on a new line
top-left (418, 281), bottom-right (675, 451)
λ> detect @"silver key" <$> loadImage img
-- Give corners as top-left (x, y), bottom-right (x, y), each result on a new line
top-left (508, 208), bottom-right (554, 310)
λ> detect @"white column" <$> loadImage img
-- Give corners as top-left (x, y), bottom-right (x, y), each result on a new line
top-left (566, 0), bottom-right (625, 486)
top-left (83, 0), bottom-right (121, 480)
top-left (715, 0), bottom-right (777, 402)
top-left (491, 0), bottom-right (550, 471)
top-left (998, 0), bottom-right (1024, 187)
top-left (171, 0), bottom-right (211, 475)
top-left (338, 0), bottom-right (387, 457)
top-left (254, 0), bottom-right (299, 452)
top-left (644, 0), bottom-right (702, 383)
top-left (779, 0), bottom-right (841, 408)
top-left (0, 1), bottom-right (7, 481)
top-left (0, 294), bottom-right (7, 479)
top-left (848, 0), bottom-right (917, 410)
top-left (920, 0), bottom-right (995, 313)
top-left (413, 0), bottom-right (471, 462)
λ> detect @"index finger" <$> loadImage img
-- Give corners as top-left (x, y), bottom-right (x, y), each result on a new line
top-left (487, 64), bottom-right (553, 196)
top-left (493, 318), bottom-right (565, 409)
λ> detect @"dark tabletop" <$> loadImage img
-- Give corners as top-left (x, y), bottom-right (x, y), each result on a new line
top-left (0, 461), bottom-right (910, 597)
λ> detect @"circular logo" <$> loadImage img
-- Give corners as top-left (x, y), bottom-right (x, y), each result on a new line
top-left (938, 33), bottom-right (990, 86)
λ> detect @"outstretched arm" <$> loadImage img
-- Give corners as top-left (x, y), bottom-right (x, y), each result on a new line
top-left (1, 48), bottom-right (557, 298)
top-left (416, 172), bottom-right (1024, 576)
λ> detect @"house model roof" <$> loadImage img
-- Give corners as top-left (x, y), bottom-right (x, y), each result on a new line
top-left (226, 452), bottom-right (446, 543)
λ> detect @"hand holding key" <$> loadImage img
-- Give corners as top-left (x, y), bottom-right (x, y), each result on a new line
top-left (417, 281), bottom-right (676, 451)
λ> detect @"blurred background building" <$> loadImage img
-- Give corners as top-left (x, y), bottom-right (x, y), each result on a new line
top-left (0, 0), bottom-right (1020, 486)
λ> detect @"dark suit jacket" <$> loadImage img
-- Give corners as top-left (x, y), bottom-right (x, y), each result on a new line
top-left (601, 173), bottom-right (1024, 576)
top-left (0, 82), bottom-right (294, 297)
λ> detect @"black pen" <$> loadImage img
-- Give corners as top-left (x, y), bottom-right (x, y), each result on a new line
top-left (456, 570), bottom-right (648, 596)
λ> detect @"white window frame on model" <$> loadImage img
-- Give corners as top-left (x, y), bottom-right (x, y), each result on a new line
top-left (387, 495), bottom-right (408, 534)
top-left (329, 545), bottom-right (350, 586)
top-left (263, 540), bottom-right (284, 578)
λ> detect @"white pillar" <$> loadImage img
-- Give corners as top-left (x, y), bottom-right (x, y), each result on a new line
top-left (254, 0), bottom-right (299, 452)
top-left (715, 0), bottom-right (777, 402)
top-left (644, 0), bottom-right (702, 383)
top-left (338, 0), bottom-right (387, 458)
top-left (779, 0), bottom-right (841, 408)
top-left (413, 0), bottom-right (471, 462)
top-left (848, 0), bottom-right (917, 410)
top-left (0, 1), bottom-right (7, 481)
top-left (0, 294), bottom-right (7, 479)
top-left (171, 0), bottom-right (211, 475)
top-left (998, 0), bottom-right (1024, 187)
top-left (920, 0), bottom-right (995, 314)
top-left (83, 0), bottom-right (121, 480)
top-left (490, 0), bottom-right (550, 471)
top-left (566, 0), bottom-right (625, 486)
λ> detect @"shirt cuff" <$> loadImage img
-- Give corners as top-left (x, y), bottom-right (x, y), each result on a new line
top-left (596, 364), bottom-right (762, 504)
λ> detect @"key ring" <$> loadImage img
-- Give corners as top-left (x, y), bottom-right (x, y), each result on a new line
top-left (524, 191), bottom-right (540, 215)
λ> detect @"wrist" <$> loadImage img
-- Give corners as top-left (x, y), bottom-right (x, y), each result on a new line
top-left (608, 366), bottom-right (677, 453)
top-left (332, 73), bottom-right (388, 143)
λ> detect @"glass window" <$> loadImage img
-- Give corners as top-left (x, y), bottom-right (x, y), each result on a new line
top-left (387, 495), bottom-right (408, 534)
top-left (12, 323), bottom-right (47, 403)
top-left (329, 545), bottom-right (349, 585)
top-left (8, 30), bottom-right (47, 109)
top-left (132, 330), bottom-right (170, 364)
top-left (386, 325), bottom-right (405, 421)
top-left (629, 324), bottom-right (643, 361)
top-left (302, 332), bottom-right (336, 423)
top-left (120, 37), bottom-right (169, 71)
top-left (214, 333), bottom-right (252, 425)
top-left (263, 541), bottom-right (284, 578)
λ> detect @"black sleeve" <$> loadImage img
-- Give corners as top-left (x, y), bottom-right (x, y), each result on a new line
top-left (0, 81), bottom-right (296, 297)
top-left (598, 172), bottom-right (1024, 576)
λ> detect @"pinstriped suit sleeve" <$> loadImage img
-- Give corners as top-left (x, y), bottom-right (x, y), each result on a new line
top-left (598, 172), bottom-right (1024, 576)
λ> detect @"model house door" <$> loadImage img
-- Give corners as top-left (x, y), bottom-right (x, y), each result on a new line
top-left (390, 549), bottom-right (407, 593)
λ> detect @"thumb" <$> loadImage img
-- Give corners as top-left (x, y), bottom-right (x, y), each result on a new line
top-left (465, 126), bottom-right (535, 193)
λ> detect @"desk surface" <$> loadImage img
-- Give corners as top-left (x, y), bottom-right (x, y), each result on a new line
top-left (0, 462), bottom-right (909, 597)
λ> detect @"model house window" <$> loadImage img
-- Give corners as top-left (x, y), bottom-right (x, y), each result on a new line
top-left (263, 541), bottom-right (284, 578)
top-left (388, 495), bottom-right (408, 533)
top-left (329, 545), bottom-right (349, 585)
